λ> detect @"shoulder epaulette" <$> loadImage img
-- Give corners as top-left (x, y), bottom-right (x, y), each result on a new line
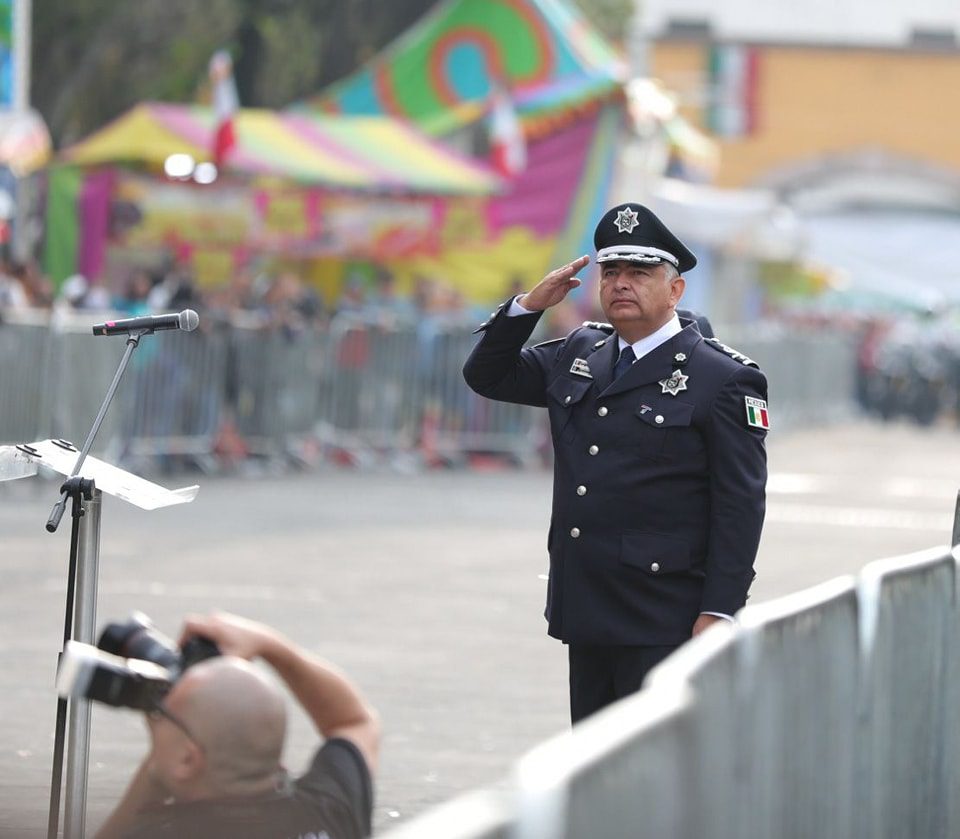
top-left (581, 321), bottom-right (615, 334)
top-left (532, 337), bottom-right (565, 349)
top-left (704, 337), bottom-right (759, 368)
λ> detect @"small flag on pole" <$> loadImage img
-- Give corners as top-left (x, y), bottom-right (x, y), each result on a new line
top-left (488, 83), bottom-right (526, 179)
top-left (209, 50), bottom-right (239, 168)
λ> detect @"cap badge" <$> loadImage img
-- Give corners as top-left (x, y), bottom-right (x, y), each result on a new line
top-left (659, 369), bottom-right (689, 396)
top-left (614, 207), bottom-right (640, 234)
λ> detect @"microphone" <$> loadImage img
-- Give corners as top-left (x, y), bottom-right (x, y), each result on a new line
top-left (92, 309), bottom-right (199, 337)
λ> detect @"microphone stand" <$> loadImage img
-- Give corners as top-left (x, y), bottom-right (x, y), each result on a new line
top-left (47, 330), bottom-right (148, 532)
top-left (46, 328), bottom-right (149, 839)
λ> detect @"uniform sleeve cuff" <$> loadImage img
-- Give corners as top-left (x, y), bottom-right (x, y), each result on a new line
top-left (506, 296), bottom-right (537, 317)
top-left (700, 611), bottom-right (735, 622)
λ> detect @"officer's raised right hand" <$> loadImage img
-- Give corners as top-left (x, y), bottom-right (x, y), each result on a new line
top-left (518, 255), bottom-right (590, 311)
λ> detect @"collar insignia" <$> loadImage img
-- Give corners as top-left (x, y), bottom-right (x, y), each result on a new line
top-left (659, 369), bottom-right (689, 396)
top-left (569, 358), bottom-right (592, 378)
top-left (674, 353), bottom-right (687, 363)
top-left (614, 207), bottom-right (639, 234)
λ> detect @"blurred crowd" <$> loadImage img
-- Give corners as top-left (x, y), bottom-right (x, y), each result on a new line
top-left (0, 254), bottom-right (500, 336)
top-left (9, 254), bottom-right (960, 435)
top-left (855, 306), bottom-right (960, 427)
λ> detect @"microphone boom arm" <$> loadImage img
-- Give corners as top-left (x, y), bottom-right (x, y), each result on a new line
top-left (47, 331), bottom-right (148, 532)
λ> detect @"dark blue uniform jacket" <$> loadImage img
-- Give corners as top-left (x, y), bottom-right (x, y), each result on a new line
top-left (463, 300), bottom-right (768, 646)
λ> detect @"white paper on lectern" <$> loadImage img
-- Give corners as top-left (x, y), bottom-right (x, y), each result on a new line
top-left (3, 440), bottom-right (199, 510)
top-left (0, 445), bottom-right (40, 481)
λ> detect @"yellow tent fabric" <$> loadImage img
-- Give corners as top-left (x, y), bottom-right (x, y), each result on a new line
top-left (61, 102), bottom-right (500, 195)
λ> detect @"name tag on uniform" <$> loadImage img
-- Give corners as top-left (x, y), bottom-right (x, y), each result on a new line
top-left (569, 358), bottom-right (592, 378)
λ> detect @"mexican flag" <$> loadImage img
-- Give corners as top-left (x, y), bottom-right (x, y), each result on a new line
top-left (745, 396), bottom-right (770, 429)
top-left (209, 50), bottom-right (239, 167)
top-left (488, 84), bottom-right (526, 179)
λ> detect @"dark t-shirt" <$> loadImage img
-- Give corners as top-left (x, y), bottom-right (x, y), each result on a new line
top-left (122, 739), bottom-right (373, 839)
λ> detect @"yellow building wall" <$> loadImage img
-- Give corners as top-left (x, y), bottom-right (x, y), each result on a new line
top-left (651, 41), bottom-right (960, 187)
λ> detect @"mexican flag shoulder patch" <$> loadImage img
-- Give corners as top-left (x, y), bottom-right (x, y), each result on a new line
top-left (745, 396), bottom-right (770, 430)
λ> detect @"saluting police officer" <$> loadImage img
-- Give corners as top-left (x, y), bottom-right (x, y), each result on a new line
top-left (463, 204), bottom-right (769, 724)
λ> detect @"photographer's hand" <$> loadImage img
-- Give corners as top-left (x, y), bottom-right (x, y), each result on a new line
top-left (181, 612), bottom-right (279, 661)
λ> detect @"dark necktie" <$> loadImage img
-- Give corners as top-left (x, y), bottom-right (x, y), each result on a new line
top-left (613, 345), bottom-right (636, 380)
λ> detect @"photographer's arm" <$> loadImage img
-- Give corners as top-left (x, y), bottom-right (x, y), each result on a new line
top-left (181, 613), bottom-right (380, 773)
top-left (95, 759), bottom-right (168, 839)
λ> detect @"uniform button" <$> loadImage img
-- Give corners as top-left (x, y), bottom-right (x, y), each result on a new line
top-left (576, 485), bottom-right (587, 496)
top-left (597, 407), bottom-right (608, 417)
top-left (655, 415), bottom-right (664, 424)
top-left (564, 395), bottom-right (572, 404)
top-left (570, 527), bottom-right (581, 538)
top-left (651, 562), bottom-right (660, 572)
top-left (588, 445), bottom-right (599, 455)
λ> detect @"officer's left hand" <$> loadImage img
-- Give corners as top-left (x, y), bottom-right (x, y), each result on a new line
top-left (691, 614), bottom-right (723, 637)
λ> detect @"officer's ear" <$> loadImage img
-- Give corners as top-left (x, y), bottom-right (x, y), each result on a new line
top-left (172, 739), bottom-right (206, 784)
top-left (669, 275), bottom-right (685, 306)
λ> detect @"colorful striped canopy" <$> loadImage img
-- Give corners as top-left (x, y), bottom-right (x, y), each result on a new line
top-left (307, 0), bottom-right (625, 133)
top-left (60, 103), bottom-right (500, 195)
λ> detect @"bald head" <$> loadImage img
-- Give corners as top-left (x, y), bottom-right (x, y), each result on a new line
top-left (168, 657), bottom-right (287, 792)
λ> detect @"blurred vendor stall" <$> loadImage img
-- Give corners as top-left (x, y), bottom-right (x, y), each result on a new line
top-left (44, 103), bottom-right (500, 303)
top-left (305, 0), bottom-right (628, 306)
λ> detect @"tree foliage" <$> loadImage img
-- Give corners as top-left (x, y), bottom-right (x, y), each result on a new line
top-left (33, 0), bottom-right (633, 146)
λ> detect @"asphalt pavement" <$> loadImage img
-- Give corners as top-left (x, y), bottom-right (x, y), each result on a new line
top-left (0, 419), bottom-right (957, 837)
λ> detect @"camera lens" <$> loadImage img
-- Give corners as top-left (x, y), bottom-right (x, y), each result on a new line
top-left (97, 613), bottom-right (181, 671)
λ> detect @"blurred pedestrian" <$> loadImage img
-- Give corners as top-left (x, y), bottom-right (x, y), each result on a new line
top-left (0, 257), bottom-right (29, 310)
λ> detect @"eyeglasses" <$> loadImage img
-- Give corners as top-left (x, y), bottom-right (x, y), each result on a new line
top-left (147, 702), bottom-right (205, 752)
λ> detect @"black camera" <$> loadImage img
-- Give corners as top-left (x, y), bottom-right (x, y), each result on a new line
top-left (56, 612), bottom-right (220, 710)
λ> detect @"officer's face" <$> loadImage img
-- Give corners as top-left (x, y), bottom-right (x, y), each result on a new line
top-left (598, 260), bottom-right (684, 341)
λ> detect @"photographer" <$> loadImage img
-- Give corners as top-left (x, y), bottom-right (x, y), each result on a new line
top-left (94, 612), bottom-right (379, 839)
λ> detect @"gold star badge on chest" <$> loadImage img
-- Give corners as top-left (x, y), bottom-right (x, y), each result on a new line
top-left (659, 369), bottom-right (689, 396)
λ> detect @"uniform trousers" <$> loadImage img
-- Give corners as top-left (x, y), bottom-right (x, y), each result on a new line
top-left (568, 644), bottom-right (679, 724)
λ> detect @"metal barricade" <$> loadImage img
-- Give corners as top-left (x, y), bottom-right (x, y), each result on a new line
top-left (45, 325), bottom-right (128, 451)
top-left (116, 325), bottom-right (229, 468)
top-left (645, 621), bottom-right (744, 839)
top-left (378, 790), bottom-right (514, 839)
top-left (3, 311), bottom-right (863, 468)
top-left (856, 548), bottom-right (957, 839)
top-left (229, 322), bottom-right (329, 461)
top-left (0, 318), bottom-right (51, 445)
top-left (378, 545), bottom-right (960, 839)
top-left (431, 327), bottom-right (543, 467)
top-left (512, 682), bottom-right (697, 839)
top-left (1, 311), bottom-right (233, 467)
top-left (729, 325), bottom-right (858, 430)
top-left (321, 313), bottom-right (427, 460)
top-left (736, 577), bottom-right (861, 839)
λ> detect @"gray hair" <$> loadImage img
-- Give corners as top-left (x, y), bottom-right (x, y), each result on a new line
top-left (662, 262), bottom-right (679, 282)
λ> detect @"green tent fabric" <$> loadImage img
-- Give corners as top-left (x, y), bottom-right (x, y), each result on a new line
top-left (307, 0), bottom-right (625, 132)
top-left (43, 166), bottom-right (82, 285)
